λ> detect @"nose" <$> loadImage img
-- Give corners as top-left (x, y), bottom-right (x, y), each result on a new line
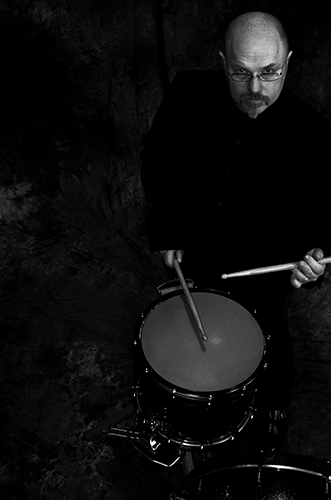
top-left (248, 75), bottom-right (263, 94)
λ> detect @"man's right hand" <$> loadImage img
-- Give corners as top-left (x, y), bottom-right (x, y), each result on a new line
top-left (160, 249), bottom-right (184, 268)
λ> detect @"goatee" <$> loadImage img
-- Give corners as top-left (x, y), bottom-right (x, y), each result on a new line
top-left (240, 94), bottom-right (269, 119)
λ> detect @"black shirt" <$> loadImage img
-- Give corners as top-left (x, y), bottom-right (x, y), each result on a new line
top-left (140, 70), bottom-right (330, 277)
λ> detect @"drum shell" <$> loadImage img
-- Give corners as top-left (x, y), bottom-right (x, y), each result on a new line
top-left (180, 453), bottom-right (331, 499)
top-left (134, 370), bottom-right (259, 446)
top-left (132, 289), bottom-right (265, 448)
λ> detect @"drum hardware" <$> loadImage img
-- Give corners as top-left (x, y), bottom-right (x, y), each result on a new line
top-left (129, 419), bottom-right (182, 467)
top-left (324, 460), bottom-right (331, 498)
top-left (248, 404), bottom-right (258, 421)
top-left (255, 450), bottom-right (267, 499)
top-left (84, 401), bottom-right (183, 467)
top-left (169, 495), bottom-right (186, 500)
top-left (176, 453), bottom-right (331, 499)
top-left (157, 279), bottom-right (195, 297)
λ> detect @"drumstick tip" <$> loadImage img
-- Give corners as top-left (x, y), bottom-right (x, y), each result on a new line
top-left (221, 274), bottom-right (228, 279)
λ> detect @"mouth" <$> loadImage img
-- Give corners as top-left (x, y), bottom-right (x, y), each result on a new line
top-left (241, 95), bottom-right (269, 107)
top-left (241, 97), bottom-right (268, 105)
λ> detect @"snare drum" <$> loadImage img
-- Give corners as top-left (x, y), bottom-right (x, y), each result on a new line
top-left (178, 453), bottom-right (331, 499)
top-left (133, 289), bottom-right (265, 450)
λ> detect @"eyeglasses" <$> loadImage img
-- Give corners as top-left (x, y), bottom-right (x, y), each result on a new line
top-left (228, 65), bottom-right (285, 82)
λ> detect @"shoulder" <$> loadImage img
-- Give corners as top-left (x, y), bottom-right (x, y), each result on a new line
top-left (282, 86), bottom-right (331, 132)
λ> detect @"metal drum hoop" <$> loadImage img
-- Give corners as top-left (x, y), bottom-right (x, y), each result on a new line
top-left (134, 287), bottom-right (265, 401)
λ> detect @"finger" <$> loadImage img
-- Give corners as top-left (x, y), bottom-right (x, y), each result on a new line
top-left (291, 267), bottom-right (310, 287)
top-left (164, 250), bottom-right (176, 268)
top-left (291, 274), bottom-right (303, 289)
top-left (296, 260), bottom-right (319, 281)
top-left (158, 250), bottom-right (172, 267)
top-left (175, 249), bottom-right (184, 264)
top-left (303, 254), bottom-right (325, 276)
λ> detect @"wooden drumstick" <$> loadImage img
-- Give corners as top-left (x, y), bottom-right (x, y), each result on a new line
top-left (221, 256), bottom-right (331, 279)
top-left (173, 258), bottom-right (208, 341)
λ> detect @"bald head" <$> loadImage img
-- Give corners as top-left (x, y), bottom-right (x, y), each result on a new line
top-left (225, 12), bottom-right (289, 59)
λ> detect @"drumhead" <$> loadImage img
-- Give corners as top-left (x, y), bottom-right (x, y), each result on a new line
top-left (141, 291), bottom-right (264, 392)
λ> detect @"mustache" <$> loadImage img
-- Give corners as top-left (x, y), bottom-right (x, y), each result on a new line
top-left (240, 93), bottom-right (269, 104)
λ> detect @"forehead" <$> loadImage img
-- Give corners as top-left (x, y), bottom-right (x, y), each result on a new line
top-left (228, 34), bottom-right (284, 69)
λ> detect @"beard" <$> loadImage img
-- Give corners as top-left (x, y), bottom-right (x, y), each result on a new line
top-left (239, 93), bottom-right (270, 119)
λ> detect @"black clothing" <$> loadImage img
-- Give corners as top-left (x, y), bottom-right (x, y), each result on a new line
top-left (141, 70), bottom-right (330, 272)
top-left (140, 70), bottom-right (331, 409)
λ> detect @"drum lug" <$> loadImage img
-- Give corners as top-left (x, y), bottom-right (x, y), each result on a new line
top-left (263, 362), bottom-right (268, 369)
top-left (172, 389), bottom-right (177, 399)
top-left (241, 385), bottom-right (247, 396)
top-left (248, 404), bottom-right (258, 419)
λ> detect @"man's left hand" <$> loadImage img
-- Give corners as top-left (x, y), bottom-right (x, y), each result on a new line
top-left (291, 248), bottom-right (326, 289)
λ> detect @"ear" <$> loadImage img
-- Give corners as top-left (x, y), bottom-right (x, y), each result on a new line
top-left (218, 51), bottom-right (227, 70)
top-left (286, 50), bottom-right (293, 64)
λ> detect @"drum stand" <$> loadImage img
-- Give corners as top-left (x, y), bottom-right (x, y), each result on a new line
top-left (84, 403), bottom-right (194, 473)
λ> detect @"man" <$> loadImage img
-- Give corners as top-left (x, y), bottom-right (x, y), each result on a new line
top-left (140, 11), bottom-right (330, 450)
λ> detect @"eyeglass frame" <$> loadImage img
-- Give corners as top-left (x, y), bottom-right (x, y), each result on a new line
top-left (227, 63), bottom-right (286, 83)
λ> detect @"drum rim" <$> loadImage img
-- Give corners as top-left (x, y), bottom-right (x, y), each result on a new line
top-left (182, 452), bottom-right (329, 485)
top-left (136, 360), bottom-right (261, 400)
top-left (138, 287), bottom-right (261, 320)
top-left (134, 287), bottom-right (265, 398)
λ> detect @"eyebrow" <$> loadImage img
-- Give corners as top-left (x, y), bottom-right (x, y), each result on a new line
top-left (233, 62), bottom-right (278, 71)
top-left (262, 63), bottom-right (278, 70)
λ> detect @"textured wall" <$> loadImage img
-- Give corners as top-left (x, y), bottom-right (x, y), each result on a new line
top-left (1, 2), bottom-right (331, 498)
top-left (0, 0), bottom-right (330, 225)
top-left (0, 0), bottom-right (330, 334)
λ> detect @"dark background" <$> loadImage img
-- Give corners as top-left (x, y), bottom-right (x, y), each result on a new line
top-left (0, 1), bottom-right (331, 499)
